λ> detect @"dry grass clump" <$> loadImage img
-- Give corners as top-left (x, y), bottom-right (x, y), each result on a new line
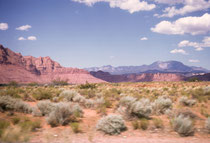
top-left (152, 96), bottom-right (172, 114)
top-left (205, 117), bottom-right (210, 133)
top-left (153, 118), bottom-right (164, 129)
top-left (0, 96), bottom-right (32, 113)
top-left (172, 114), bottom-right (194, 136)
top-left (96, 115), bottom-right (126, 135)
top-left (139, 118), bottom-right (150, 130)
top-left (32, 88), bottom-right (52, 100)
top-left (179, 96), bottom-right (196, 106)
top-left (70, 122), bottom-right (81, 133)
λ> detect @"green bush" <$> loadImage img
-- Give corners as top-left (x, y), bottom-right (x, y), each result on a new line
top-left (79, 82), bottom-right (96, 89)
top-left (96, 115), bottom-right (126, 135)
top-left (32, 88), bottom-right (52, 100)
top-left (132, 120), bottom-right (139, 130)
top-left (70, 122), bottom-right (81, 133)
top-left (139, 119), bottom-right (149, 130)
top-left (153, 118), bottom-right (164, 129)
top-left (52, 79), bottom-right (68, 86)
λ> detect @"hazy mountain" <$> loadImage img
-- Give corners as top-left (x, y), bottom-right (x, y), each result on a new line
top-left (85, 61), bottom-right (209, 75)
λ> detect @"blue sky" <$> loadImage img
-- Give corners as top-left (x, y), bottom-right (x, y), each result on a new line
top-left (0, 0), bottom-right (210, 69)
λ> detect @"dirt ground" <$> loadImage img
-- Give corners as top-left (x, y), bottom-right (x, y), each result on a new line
top-left (29, 109), bottom-right (210, 143)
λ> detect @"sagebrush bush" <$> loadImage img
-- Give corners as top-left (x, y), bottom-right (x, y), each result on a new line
top-left (0, 96), bottom-right (32, 113)
top-left (205, 117), bottom-right (210, 133)
top-left (84, 99), bottom-right (95, 108)
top-left (172, 115), bottom-right (194, 136)
top-left (129, 98), bottom-right (152, 118)
top-left (46, 102), bottom-right (83, 127)
top-left (37, 100), bottom-right (56, 116)
top-left (179, 96), bottom-right (196, 106)
top-left (72, 94), bottom-right (86, 103)
top-left (96, 115), bottom-right (126, 135)
top-left (119, 96), bottom-right (137, 107)
top-left (59, 90), bottom-right (80, 102)
top-left (152, 96), bottom-right (172, 114)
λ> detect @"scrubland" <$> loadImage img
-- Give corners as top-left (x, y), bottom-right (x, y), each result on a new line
top-left (0, 81), bottom-right (210, 143)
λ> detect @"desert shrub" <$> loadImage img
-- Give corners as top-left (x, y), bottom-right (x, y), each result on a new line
top-left (32, 88), bottom-right (52, 100)
top-left (96, 115), bottom-right (126, 135)
top-left (132, 120), bottom-right (139, 130)
top-left (28, 82), bottom-right (39, 86)
top-left (0, 119), bottom-right (10, 137)
top-left (84, 99), bottom-right (95, 108)
top-left (172, 114), bottom-right (194, 136)
top-left (95, 97), bottom-right (105, 107)
top-left (119, 96), bottom-right (137, 107)
top-left (0, 126), bottom-right (30, 143)
top-left (179, 96), bottom-right (196, 106)
top-left (70, 122), bottom-right (81, 133)
top-left (129, 98), bottom-right (152, 118)
top-left (72, 94), bottom-right (86, 103)
top-left (152, 96), bottom-right (172, 114)
top-left (59, 90), bottom-right (79, 102)
top-left (52, 79), bottom-right (68, 86)
top-left (139, 119), bottom-right (149, 130)
top-left (79, 82), bottom-right (96, 89)
top-left (205, 117), bottom-right (210, 133)
top-left (153, 118), bottom-right (164, 129)
top-left (8, 81), bottom-right (19, 87)
top-left (12, 117), bottom-right (21, 125)
top-left (19, 118), bottom-right (41, 132)
top-left (0, 96), bottom-right (32, 113)
top-left (177, 109), bottom-right (198, 119)
top-left (47, 102), bottom-right (83, 127)
top-left (37, 100), bottom-right (56, 116)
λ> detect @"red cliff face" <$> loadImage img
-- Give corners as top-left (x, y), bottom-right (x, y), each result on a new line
top-left (0, 45), bottom-right (105, 84)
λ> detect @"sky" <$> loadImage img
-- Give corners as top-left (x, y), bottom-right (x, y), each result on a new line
top-left (0, 0), bottom-right (210, 69)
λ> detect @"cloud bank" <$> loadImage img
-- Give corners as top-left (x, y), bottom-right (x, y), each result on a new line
top-left (72, 0), bottom-right (156, 13)
top-left (151, 13), bottom-right (210, 35)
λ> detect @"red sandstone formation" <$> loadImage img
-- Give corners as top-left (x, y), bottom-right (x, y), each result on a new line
top-left (0, 44), bottom-right (105, 84)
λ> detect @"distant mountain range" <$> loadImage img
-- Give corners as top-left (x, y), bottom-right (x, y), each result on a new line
top-left (85, 61), bottom-right (209, 75)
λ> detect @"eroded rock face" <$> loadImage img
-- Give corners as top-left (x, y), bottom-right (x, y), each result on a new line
top-left (90, 71), bottom-right (184, 82)
top-left (0, 44), bottom-right (105, 84)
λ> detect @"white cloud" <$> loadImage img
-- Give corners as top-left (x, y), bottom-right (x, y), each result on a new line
top-left (153, 0), bottom-right (210, 18)
top-left (178, 36), bottom-right (210, 51)
top-left (151, 13), bottom-right (210, 35)
top-left (189, 59), bottom-right (200, 63)
top-left (153, 0), bottom-right (184, 5)
top-left (18, 37), bottom-right (26, 41)
top-left (16, 25), bottom-right (32, 31)
top-left (140, 37), bottom-right (148, 40)
top-left (170, 49), bottom-right (188, 55)
top-left (0, 23), bottom-right (8, 30)
top-left (72, 0), bottom-right (156, 13)
top-left (27, 36), bottom-right (37, 40)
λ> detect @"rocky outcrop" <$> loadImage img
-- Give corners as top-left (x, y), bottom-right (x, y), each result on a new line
top-left (0, 44), bottom-right (105, 84)
top-left (90, 71), bottom-right (185, 82)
